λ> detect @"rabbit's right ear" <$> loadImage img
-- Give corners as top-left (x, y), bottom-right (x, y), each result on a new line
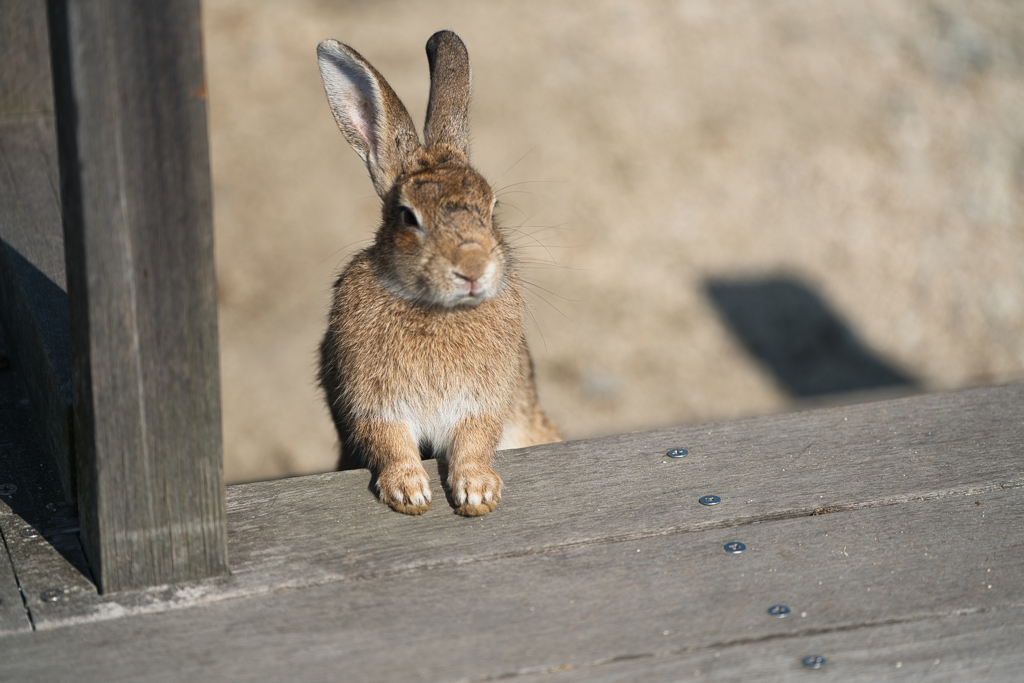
top-left (424, 31), bottom-right (472, 160)
top-left (317, 40), bottom-right (422, 197)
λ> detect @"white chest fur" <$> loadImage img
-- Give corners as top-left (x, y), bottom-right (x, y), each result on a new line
top-left (378, 393), bottom-right (483, 457)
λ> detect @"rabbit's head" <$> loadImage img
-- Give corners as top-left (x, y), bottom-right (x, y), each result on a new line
top-left (318, 31), bottom-right (508, 309)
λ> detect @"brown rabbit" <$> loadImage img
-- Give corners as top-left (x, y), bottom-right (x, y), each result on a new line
top-left (316, 31), bottom-right (561, 516)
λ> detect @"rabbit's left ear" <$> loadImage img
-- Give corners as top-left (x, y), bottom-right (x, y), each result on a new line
top-left (318, 39), bottom-right (421, 197)
top-left (424, 31), bottom-right (472, 160)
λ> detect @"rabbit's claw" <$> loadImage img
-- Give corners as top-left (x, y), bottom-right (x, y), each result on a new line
top-left (377, 463), bottom-right (432, 515)
top-left (450, 465), bottom-right (502, 516)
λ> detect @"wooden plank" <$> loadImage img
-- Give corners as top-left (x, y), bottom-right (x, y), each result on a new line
top-left (223, 382), bottom-right (1024, 590)
top-left (7, 382), bottom-right (1023, 628)
top-left (0, 0), bottom-right (74, 505)
top-left (0, 117), bottom-right (75, 505)
top-left (0, 526), bottom-right (31, 635)
top-left (508, 608), bottom-right (1024, 682)
top-left (0, 487), bottom-right (1019, 681)
top-left (47, 0), bottom-right (228, 591)
top-left (0, 118), bottom-right (64, 290)
top-left (0, 335), bottom-right (83, 634)
top-left (0, 390), bottom-right (34, 636)
top-left (0, 412), bottom-right (97, 631)
top-left (0, 0), bottom-right (54, 118)
top-left (0, 485), bottom-right (92, 635)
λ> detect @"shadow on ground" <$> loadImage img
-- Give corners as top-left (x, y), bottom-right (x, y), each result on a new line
top-left (704, 277), bottom-right (916, 398)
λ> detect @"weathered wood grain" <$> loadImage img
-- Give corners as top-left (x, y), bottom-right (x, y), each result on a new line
top-left (0, 0), bottom-right (74, 505)
top-left (509, 607), bottom-right (1024, 682)
top-left (0, 118), bottom-right (64, 293)
top-left (47, 0), bottom-right (228, 591)
top-left (223, 382), bottom-right (1024, 590)
top-left (0, 117), bottom-right (74, 504)
top-left (0, 446), bottom-right (32, 637)
top-left (0, 487), bottom-right (1020, 681)
top-left (0, 0), bottom-right (54, 118)
top-left (0, 343), bottom-right (87, 634)
top-left (0, 444), bottom-right (97, 632)
top-left (0, 528), bottom-right (31, 635)
top-left (0, 506), bottom-right (93, 633)
top-left (7, 382), bottom-right (1022, 630)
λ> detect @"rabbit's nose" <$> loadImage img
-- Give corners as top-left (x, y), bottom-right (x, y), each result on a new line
top-left (454, 242), bottom-right (489, 284)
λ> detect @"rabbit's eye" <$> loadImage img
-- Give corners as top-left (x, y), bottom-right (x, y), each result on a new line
top-left (400, 207), bottom-right (421, 230)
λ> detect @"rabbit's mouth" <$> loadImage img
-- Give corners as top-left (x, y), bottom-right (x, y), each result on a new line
top-left (443, 287), bottom-right (490, 308)
top-left (448, 259), bottom-right (502, 306)
top-left (454, 290), bottom-right (488, 308)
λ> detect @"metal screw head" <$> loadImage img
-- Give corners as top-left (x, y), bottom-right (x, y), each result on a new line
top-left (768, 604), bottom-right (791, 617)
top-left (20, 526), bottom-right (40, 539)
top-left (40, 589), bottom-right (63, 602)
top-left (724, 541), bottom-right (746, 554)
top-left (699, 495), bottom-right (721, 506)
top-left (666, 448), bottom-right (688, 458)
top-left (802, 655), bottom-right (826, 669)
top-left (0, 484), bottom-right (16, 497)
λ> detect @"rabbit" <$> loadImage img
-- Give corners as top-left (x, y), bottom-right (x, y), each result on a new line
top-left (316, 30), bottom-right (561, 517)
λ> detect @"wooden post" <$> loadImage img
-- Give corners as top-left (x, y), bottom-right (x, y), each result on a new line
top-left (47, 0), bottom-right (228, 591)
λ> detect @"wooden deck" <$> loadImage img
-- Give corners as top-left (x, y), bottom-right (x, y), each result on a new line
top-left (2, 360), bottom-right (1022, 680)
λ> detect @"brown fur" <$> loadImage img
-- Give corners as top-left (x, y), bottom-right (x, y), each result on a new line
top-left (317, 31), bottom-right (560, 516)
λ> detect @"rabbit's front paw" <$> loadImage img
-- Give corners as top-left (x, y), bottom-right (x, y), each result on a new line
top-left (450, 465), bottom-right (502, 517)
top-left (377, 463), bottom-right (432, 515)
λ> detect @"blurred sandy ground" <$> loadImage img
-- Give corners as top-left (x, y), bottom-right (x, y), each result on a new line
top-left (204, 0), bottom-right (1024, 484)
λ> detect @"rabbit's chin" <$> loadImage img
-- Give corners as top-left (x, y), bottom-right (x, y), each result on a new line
top-left (424, 288), bottom-right (495, 309)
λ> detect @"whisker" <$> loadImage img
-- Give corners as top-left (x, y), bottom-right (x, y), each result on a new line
top-left (521, 282), bottom-right (575, 322)
top-left (493, 146), bottom-right (536, 185)
top-left (317, 238), bottom-right (373, 267)
top-left (495, 200), bottom-right (528, 222)
top-left (513, 223), bottom-right (574, 235)
top-left (515, 260), bottom-right (584, 271)
top-left (503, 227), bottom-right (559, 264)
top-left (492, 123), bottom-right (556, 184)
top-left (496, 189), bottom-right (554, 201)
top-left (521, 280), bottom-right (581, 304)
top-left (493, 179), bottom-right (565, 194)
top-left (512, 245), bottom-right (581, 252)
top-left (523, 303), bottom-right (547, 352)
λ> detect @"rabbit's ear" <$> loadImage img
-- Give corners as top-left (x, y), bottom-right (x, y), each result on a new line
top-left (318, 40), bottom-right (421, 197)
top-left (424, 31), bottom-right (471, 160)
